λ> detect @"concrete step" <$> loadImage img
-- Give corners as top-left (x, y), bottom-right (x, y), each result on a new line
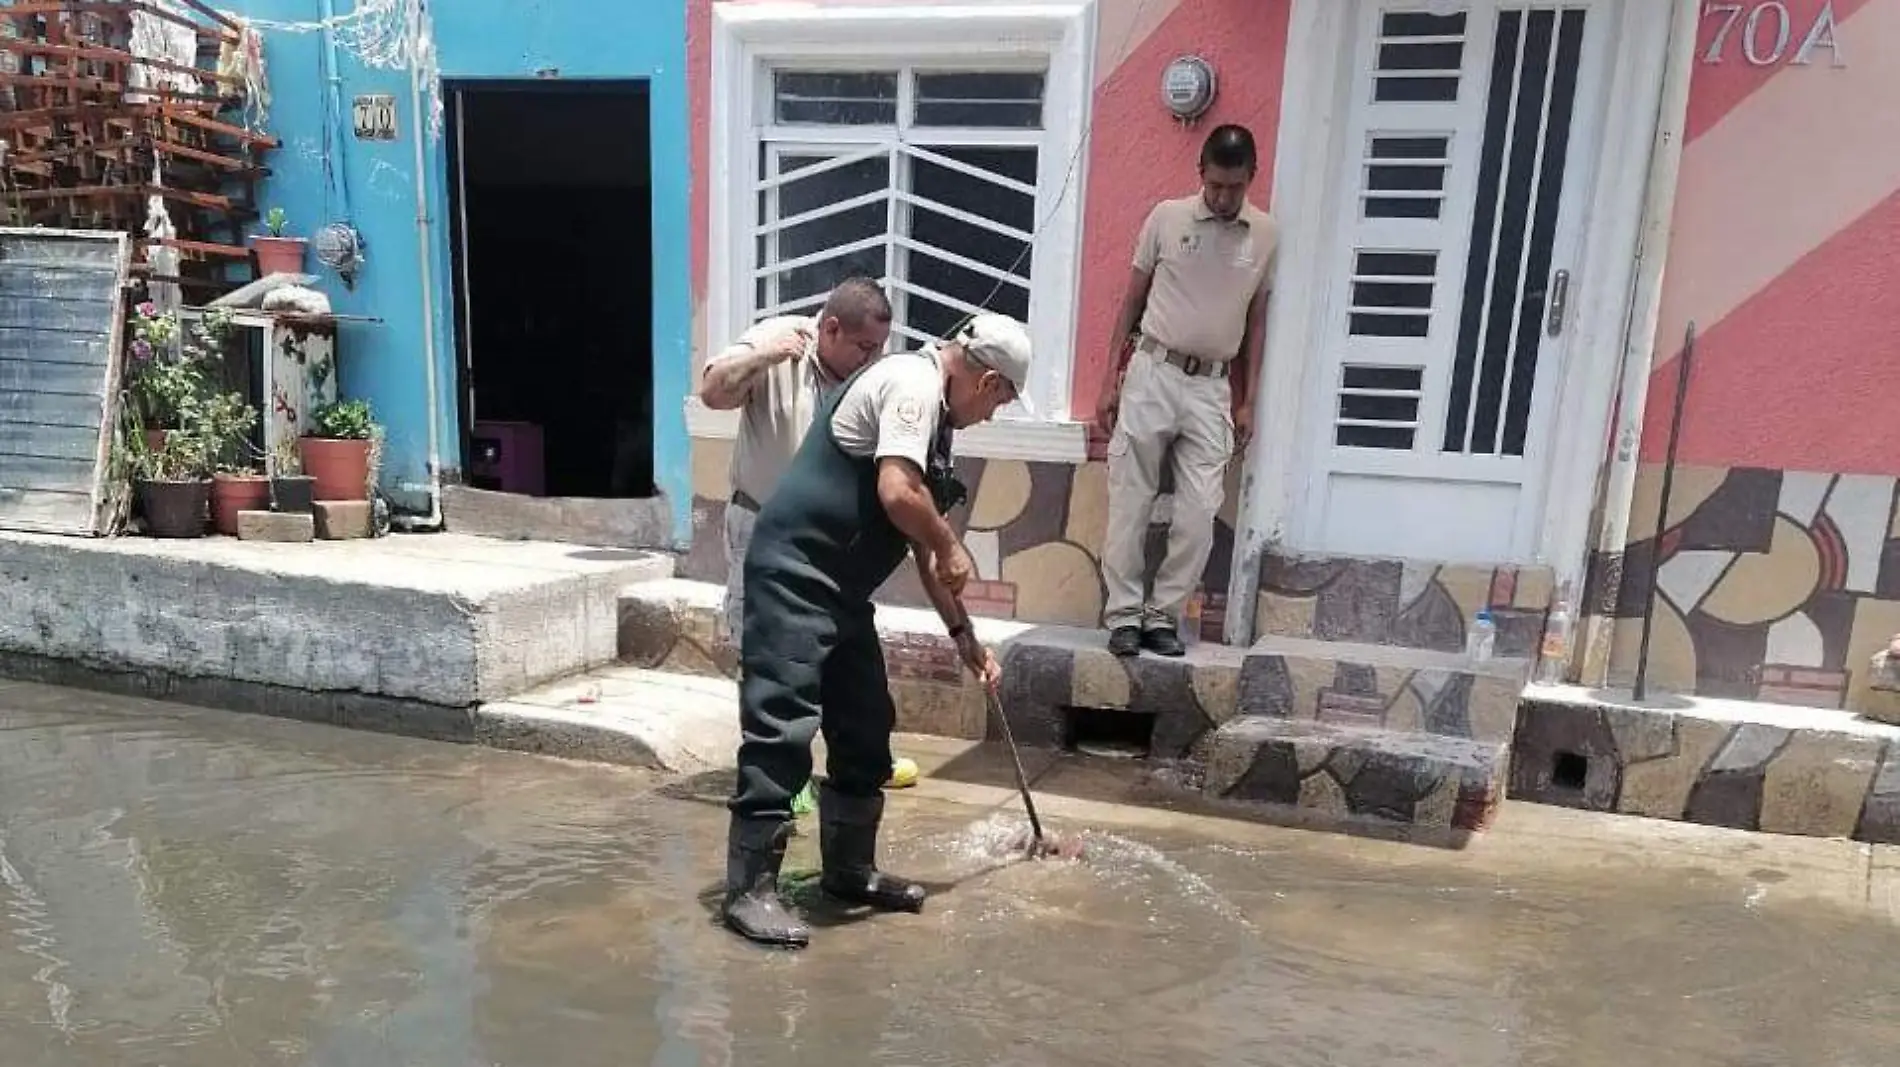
top-left (1201, 715), bottom-right (1507, 833)
top-left (994, 625), bottom-right (1530, 763)
top-left (1240, 634), bottom-right (1529, 746)
top-left (0, 531), bottom-right (673, 709)
top-left (615, 578), bottom-right (1031, 740)
top-left (477, 666), bottom-right (741, 772)
top-left (1512, 684), bottom-right (1900, 844)
top-left (1252, 548), bottom-right (1558, 658)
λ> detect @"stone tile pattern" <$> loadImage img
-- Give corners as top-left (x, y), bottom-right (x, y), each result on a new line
top-left (1512, 696), bottom-right (1900, 844)
top-left (682, 440), bottom-right (1241, 634)
top-left (1204, 717), bottom-right (1506, 832)
top-left (1253, 550), bottom-right (1557, 658)
top-left (998, 631), bottom-right (1519, 830)
top-left (1582, 464), bottom-right (1900, 714)
top-left (1237, 650), bottom-right (1524, 746)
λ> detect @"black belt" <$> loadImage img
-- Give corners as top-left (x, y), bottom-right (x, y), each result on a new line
top-left (1140, 337), bottom-right (1230, 379)
top-left (730, 489), bottom-right (763, 513)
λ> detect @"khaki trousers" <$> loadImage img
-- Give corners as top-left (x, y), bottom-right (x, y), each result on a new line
top-left (1101, 349), bottom-right (1232, 632)
top-left (721, 502), bottom-right (758, 644)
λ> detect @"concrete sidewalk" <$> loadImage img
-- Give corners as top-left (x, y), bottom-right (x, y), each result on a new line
top-left (0, 530), bottom-right (669, 715)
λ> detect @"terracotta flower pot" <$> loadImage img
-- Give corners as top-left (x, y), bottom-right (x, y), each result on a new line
top-left (136, 479), bottom-right (209, 539)
top-left (211, 472), bottom-right (270, 536)
top-left (299, 437), bottom-right (371, 502)
top-left (252, 235), bottom-right (307, 276)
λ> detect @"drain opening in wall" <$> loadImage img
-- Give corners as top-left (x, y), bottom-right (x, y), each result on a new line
top-left (1062, 706), bottom-right (1153, 760)
top-left (1552, 750), bottom-right (1589, 791)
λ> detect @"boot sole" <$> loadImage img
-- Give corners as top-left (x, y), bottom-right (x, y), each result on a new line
top-left (722, 914), bottom-right (811, 949)
top-left (821, 882), bottom-right (927, 914)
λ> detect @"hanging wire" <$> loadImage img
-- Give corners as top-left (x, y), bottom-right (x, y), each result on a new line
top-left (940, 0), bottom-right (1155, 343)
top-left (240, 0), bottom-right (443, 135)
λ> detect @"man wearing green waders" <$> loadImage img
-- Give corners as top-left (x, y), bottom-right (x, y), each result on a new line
top-left (722, 313), bottom-right (1033, 948)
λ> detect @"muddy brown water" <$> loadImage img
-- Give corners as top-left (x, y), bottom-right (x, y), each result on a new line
top-left (0, 681), bottom-right (1895, 1066)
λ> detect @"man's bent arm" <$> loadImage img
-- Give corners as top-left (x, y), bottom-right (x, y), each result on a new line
top-left (912, 542), bottom-right (968, 632)
top-left (875, 458), bottom-right (959, 557)
top-left (698, 342), bottom-right (780, 410)
top-left (1107, 267), bottom-right (1154, 382)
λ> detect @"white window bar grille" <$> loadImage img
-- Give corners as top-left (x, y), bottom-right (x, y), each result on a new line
top-left (1334, 364), bottom-right (1425, 450)
top-left (752, 66), bottom-right (1046, 354)
top-left (1373, 9), bottom-right (1469, 103)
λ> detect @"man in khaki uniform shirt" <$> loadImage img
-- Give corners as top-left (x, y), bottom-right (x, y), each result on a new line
top-left (699, 277), bottom-right (894, 641)
top-left (1095, 124), bottom-right (1277, 658)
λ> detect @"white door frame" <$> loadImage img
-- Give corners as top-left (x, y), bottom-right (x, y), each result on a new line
top-left (1225, 0), bottom-right (1686, 643)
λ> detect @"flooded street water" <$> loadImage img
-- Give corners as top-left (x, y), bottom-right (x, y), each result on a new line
top-left (0, 679), bottom-right (1896, 1066)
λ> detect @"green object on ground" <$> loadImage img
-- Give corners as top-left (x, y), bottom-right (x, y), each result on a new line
top-left (791, 781), bottom-right (816, 817)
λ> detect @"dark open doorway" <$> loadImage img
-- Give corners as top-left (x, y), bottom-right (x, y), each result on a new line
top-left (446, 80), bottom-right (654, 500)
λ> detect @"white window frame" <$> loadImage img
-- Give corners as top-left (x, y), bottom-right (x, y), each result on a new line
top-left (696, 1), bottom-right (1097, 463)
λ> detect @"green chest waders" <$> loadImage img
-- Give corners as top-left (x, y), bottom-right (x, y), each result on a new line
top-left (721, 353), bottom-right (964, 948)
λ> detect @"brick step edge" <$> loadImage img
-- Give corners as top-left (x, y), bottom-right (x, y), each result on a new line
top-left (615, 580), bottom-right (1034, 740)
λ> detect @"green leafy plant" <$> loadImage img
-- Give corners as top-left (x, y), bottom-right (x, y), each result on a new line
top-left (271, 437), bottom-right (303, 476)
top-left (201, 391), bottom-right (261, 474)
top-left (125, 303), bottom-right (233, 430)
top-left (310, 398), bottom-right (376, 440)
top-left (118, 301), bottom-right (247, 483)
top-left (264, 207), bottom-right (288, 238)
top-left (133, 417), bottom-right (216, 482)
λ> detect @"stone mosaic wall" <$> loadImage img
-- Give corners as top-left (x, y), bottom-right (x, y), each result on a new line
top-left (1584, 464), bottom-right (1900, 713)
top-left (1513, 696), bottom-right (1900, 844)
top-left (997, 625), bottom-right (1525, 754)
top-left (684, 438), bottom-right (1242, 633)
top-left (1253, 552), bottom-right (1557, 658)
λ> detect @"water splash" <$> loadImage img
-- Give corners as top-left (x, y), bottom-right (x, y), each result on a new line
top-left (927, 814), bottom-right (1255, 932)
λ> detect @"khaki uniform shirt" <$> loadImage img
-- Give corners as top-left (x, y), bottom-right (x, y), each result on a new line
top-left (1133, 195), bottom-right (1278, 362)
top-left (830, 345), bottom-right (944, 468)
top-left (714, 315), bottom-right (842, 506)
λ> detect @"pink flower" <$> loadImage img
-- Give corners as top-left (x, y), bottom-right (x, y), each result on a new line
top-left (136, 301), bottom-right (157, 318)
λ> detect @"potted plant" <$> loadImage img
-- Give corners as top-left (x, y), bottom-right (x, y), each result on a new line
top-left (270, 438), bottom-right (316, 514)
top-left (252, 207), bottom-right (307, 276)
top-left (300, 398), bottom-right (377, 502)
top-left (126, 300), bottom-right (186, 449)
top-left (205, 391), bottom-right (265, 536)
top-left (133, 409), bottom-right (215, 539)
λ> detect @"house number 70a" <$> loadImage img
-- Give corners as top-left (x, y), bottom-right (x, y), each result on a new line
top-left (1701, 1), bottom-right (1845, 67)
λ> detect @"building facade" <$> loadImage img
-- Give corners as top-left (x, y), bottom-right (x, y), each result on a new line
top-left (231, 0), bottom-right (1892, 713)
top-left (238, 0), bottom-right (694, 535)
top-left (681, 0), bottom-right (1898, 714)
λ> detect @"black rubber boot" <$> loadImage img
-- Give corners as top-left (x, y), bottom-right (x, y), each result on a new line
top-left (722, 817), bottom-right (811, 948)
top-left (817, 784), bottom-right (927, 913)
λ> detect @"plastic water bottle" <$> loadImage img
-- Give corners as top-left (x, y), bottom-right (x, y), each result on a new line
top-left (1537, 588), bottom-right (1573, 685)
top-left (1182, 587), bottom-right (1206, 646)
top-left (1467, 608), bottom-right (1496, 662)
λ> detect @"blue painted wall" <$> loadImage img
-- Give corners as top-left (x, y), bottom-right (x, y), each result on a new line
top-left (231, 0), bottom-right (692, 543)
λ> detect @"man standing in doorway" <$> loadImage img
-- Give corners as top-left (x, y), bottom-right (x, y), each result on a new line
top-left (698, 277), bottom-right (894, 644)
top-left (1094, 124), bottom-right (1277, 658)
top-left (721, 315), bottom-right (1032, 949)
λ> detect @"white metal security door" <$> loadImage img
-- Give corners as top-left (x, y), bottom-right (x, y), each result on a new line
top-left (1295, 0), bottom-right (1613, 563)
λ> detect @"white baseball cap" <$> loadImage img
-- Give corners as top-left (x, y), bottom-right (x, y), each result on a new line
top-left (956, 313), bottom-right (1034, 414)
